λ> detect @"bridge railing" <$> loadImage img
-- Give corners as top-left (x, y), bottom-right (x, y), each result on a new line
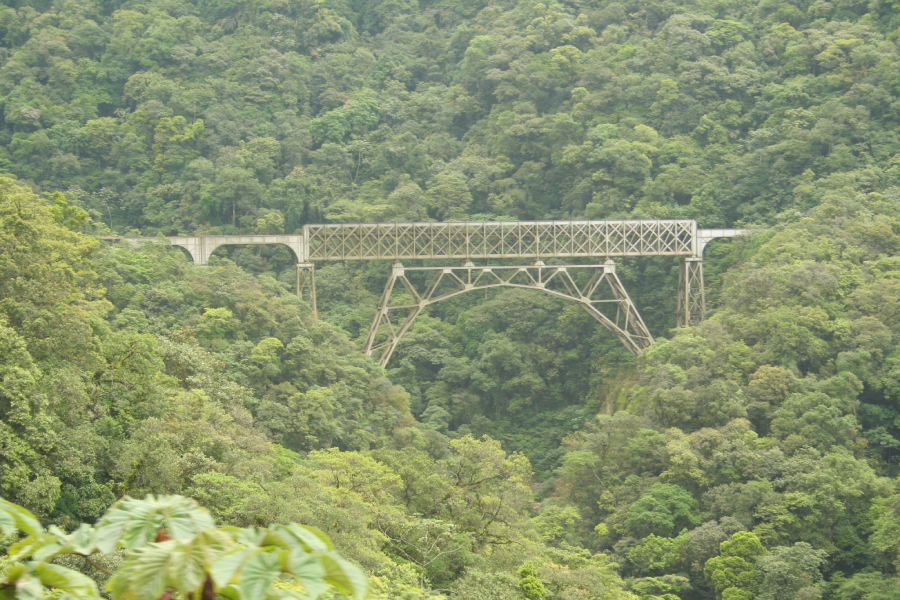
top-left (304, 220), bottom-right (697, 261)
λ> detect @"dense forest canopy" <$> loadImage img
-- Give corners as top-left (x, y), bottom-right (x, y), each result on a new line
top-left (2, 0), bottom-right (900, 598)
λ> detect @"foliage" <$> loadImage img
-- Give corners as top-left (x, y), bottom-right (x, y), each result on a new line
top-left (625, 484), bottom-right (699, 538)
top-left (703, 532), bottom-right (766, 600)
top-left (517, 562), bottom-right (546, 600)
top-left (755, 542), bottom-right (827, 600)
top-left (0, 176), bottom-right (637, 598)
top-left (4, 0), bottom-right (900, 598)
top-left (0, 494), bottom-right (367, 600)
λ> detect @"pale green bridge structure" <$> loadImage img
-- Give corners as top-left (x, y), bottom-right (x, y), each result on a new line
top-left (105, 220), bottom-right (747, 366)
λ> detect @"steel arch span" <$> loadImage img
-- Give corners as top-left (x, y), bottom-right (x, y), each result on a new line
top-left (363, 260), bottom-right (652, 367)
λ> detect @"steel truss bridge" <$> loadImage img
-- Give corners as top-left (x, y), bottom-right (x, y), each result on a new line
top-left (105, 220), bottom-right (747, 366)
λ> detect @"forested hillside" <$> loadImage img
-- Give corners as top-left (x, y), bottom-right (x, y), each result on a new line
top-left (2, 0), bottom-right (900, 598)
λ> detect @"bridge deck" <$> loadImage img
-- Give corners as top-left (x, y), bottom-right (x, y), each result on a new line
top-left (104, 220), bottom-right (747, 264)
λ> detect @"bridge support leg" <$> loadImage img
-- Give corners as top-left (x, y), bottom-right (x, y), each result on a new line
top-left (364, 263), bottom-right (423, 368)
top-left (578, 260), bottom-right (653, 356)
top-left (677, 257), bottom-right (705, 327)
top-left (296, 263), bottom-right (316, 314)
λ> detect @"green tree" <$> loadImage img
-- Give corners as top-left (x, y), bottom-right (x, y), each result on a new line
top-left (518, 562), bottom-right (546, 600)
top-left (625, 484), bottom-right (699, 538)
top-left (755, 543), bottom-right (827, 600)
top-left (197, 307), bottom-right (238, 344)
top-left (833, 573), bottom-right (900, 600)
top-left (703, 531), bottom-right (766, 600)
top-left (152, 116), bottom-right (205, 176)
top-left (425, 171), bottom-right (473, 221)
top-left (627, 533), bottom-right (688, 576)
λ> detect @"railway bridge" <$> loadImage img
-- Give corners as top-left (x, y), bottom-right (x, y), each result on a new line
top-left (105, 220), bottom-right (747, 366)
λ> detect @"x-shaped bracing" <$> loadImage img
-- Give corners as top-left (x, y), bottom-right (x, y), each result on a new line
top-left (364, 260), bottom-right (653, 367)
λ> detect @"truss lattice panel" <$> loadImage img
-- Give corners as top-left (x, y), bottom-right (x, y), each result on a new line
top-left (306, 220), bottom-right (696, 261)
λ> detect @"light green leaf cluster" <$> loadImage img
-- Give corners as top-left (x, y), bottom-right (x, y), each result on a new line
top-left (1, 495), bottom-right (367, 600)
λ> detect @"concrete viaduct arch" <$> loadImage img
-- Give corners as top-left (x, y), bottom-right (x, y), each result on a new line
top-left (104, 220), bottom-right (747, 366)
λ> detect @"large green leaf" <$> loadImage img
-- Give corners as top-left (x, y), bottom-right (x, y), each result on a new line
top-left (106, 541), bottom-right (177, 600)
top-left (95, 495), bottom-right (215, 553)
top-left (0, 507), bottom-right (14, 537)
top-left (3, 495), bottom-right (366, 600)
top-left (215, 584), bottom-right (242, 600)
top-left (6, 535), bottom-right (52, 562)
top-left (284, 552), bottom-right (328, 599)
top-left (58, 523), bottom-right (99, 555)
top-left (161, 497), bottom-right (217, 540)
top-left (319, 553), bottom-right (368, 599)
top-left (235, 527), bottom-right (270, 548)
top-left (255, 529), bottom-right (294, 551)
top-left (169, 538), bottom-right (208, 593)
top-left (32, 562), bottom-right (101, 598)
top-left (0, 499), bottom-right (42, 537)
top-left (212, 548), bottom-right (260, 588)
top-left (104, 567), bottom-right (130, 600)
top-left (2, 567), bottom-right (44, 600)
top-left (2, 562), bottom-right (101, 600)
top-left (107, 529), bottom-right (240, 600)
top-left (24, 537), bottom-right (65, 562)
top-left (8, 524), bottom-right (100, 563)
top-left (170, 530), bottom-right (237, 593)
top-left (94, 498), bottom-right (155, 553)
top-left (196, 529), bottom-right (239, 565)
top-left (272, 524), bottom-right (332, 553)
top-left (237, 552), bottom-right (280, 600)
top-left (281, 550), bottom-right (324, 580)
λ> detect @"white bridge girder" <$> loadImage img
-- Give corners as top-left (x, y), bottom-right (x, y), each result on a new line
top-left (102, 234), bottom-right (308, 265)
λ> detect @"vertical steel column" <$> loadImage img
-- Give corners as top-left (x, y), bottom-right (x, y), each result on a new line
top-left (296, 263), bottom-right (316, 314)
top-left (677, 257), bottom-right (705, 327)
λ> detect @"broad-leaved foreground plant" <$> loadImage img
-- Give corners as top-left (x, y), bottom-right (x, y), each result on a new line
top-left (0, 494), bottom-right (368, 600)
